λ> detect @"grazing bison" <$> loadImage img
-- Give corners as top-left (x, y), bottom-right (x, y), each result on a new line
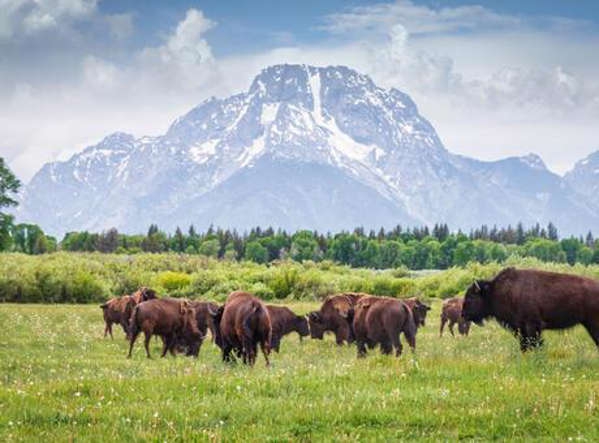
top-left (308, 293), bottom-right (364, 345)
top-left (463, 267), bottom-right (599, 351)
top-left (100, 295), bottom-right (137, 338)
top-left (216, 291), bottom-right (272, 366)
top-left (403, 297), bottom-right (431, 328)
top-left (440, 297), bottom-right (471, 337)
top-left (176, 301), bottom-right (220, 357)
top-left (127, 298), bottom-right (202, 358)
top-left (352, 296), bottom-right (417, 358)
top-left (266, 305), bottom-right (310, 352)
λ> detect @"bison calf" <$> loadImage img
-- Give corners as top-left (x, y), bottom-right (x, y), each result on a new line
top-left (267, 305), bottom-right (310, 352)
top-left (463, 267), bottom-right (599, 352)
top-left (100, 295), bottom-right (136, 338)
top-left (440, 297), bottom-right (471, 337)
top-left (353, 296), bottom-right (417, 358)
top-left (127, 298), bottom-right (202, 358)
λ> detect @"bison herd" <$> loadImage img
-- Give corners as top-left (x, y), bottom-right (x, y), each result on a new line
top-left (101, 267), bottom-right (599, 365)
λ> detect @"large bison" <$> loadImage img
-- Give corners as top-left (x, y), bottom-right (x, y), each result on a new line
top-left (308, 293), bottom-right (364, 345)
top-left (403, 297), bottom-right (431, 328)
top-left (215, 291), bottom-right (272, 366)
top-left (266, 305), bottom-right (310, 352)
top-left (440, 297), bottom-right (470, 337)
top-left (462, 267), bottom-right (599, 351)
top-left (127, 298), bottom-right (202, 358)
top-left (352, 296), bottom-right (417, 358)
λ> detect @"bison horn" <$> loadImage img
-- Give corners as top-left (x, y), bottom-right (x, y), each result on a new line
top-left (473, 280), bottom-right (481, 291)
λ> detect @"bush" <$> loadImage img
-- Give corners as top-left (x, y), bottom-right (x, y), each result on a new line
top-left (154, 271), bottom-right (192, 292)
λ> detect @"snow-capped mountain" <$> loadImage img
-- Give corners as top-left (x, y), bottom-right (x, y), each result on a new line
top-left (17, 64), bottom-right (599, 237)
top-left (564, 150), bottom-right (599, 209)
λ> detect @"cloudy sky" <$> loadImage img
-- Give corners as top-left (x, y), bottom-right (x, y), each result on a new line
top-left (2, 0), bottom-right (599, 182)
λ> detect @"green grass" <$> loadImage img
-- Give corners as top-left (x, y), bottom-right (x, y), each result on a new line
top-left (0, 301), bottom-right (598, 441)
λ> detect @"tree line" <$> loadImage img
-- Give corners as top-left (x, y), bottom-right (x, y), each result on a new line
top-left (1, 222), bottom-right (595, 269)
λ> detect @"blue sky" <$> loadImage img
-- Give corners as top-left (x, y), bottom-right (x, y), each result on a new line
top-left (2, 1), bottom-right (599, 180)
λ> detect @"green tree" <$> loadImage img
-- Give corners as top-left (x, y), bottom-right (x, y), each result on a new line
top-left (245, 241), bottom-right (268, 263)
top-left (0, 158), bottom-right (21, 250)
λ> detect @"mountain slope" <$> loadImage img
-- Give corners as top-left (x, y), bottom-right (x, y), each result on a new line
top-left (564, 150), bottom-right (599, 209)
top-left (17, 64), bottom-right (599, 237)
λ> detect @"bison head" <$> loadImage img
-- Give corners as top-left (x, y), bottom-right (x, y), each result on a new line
top-left (308, 311), bottom-right (325, 339)
top-left (141, 287), bottom-right (157, 301)
top-left (462, 280), bottom-right (492, 325)
top-left (408, 298), bottom-right (431, 327)
top-left (207, 304), bottom-right (225, 349)
top-left (295, 315), bottom-right (310, 339)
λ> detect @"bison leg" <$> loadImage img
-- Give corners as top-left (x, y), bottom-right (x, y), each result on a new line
top-left (380, 339), bottom-right (393, 355)
top-left (583, 322), bottom-right (599, 348)
top-left (144, 332), bottom-right (153, 358)
top-left (160, 335), bottom-right (173, 358)
top-left (439, 316), bottom-right (447, 337)
top-left (127, 330), bottom-right (140, 358)
top-left (260, 341), bottom-right (270, 367)
top-left (271, 336), bottom-right (281, 353)
top-left (448, 320), bottom-right (456, 337)
top-left (356, 340), bottom-right (367, 358)
top-left (403, 329), bottom-right (416, 354)
top-left (104, 322), bottom-right (113, 339)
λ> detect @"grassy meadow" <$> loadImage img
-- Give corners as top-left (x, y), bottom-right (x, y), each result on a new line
top-left (1, 300), bottom-right (598, 441)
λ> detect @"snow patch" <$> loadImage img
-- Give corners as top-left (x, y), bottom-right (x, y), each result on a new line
top-left (260, 103), bottom-right (280, 126)
top-left (190, 140), bottom-right (219, 164)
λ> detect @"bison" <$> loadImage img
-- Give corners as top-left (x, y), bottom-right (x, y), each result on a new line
top-left (175, 300), bottom-right (220, 357)
top-left (463, 267), bottom-right (599, 351)
top-left (352, 296), bottom-right (417, 358)
top-left (215, 291), bottom-right (272, 366)
top-left (127, 298), bottom-right (202, 358)
top-left (440, 297), bottom-right (470, 337)
top-left (100, 295), bottom-right (137, 338)
top-left (266, 305), bottom-right (310, 352)
top-left (403, 297), bottom-right (431, 328)
top-left (308, 293), bottom-right (364, 345)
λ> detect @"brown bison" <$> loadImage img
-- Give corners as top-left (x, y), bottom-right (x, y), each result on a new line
top-left (127, 298), bottom-right (202, 358)
top-left (463, 267), bottom-right (599, 351)
top-left (352, 296), bottom-right (417, 358)
top-left (403, 297), bottom-right (431, 328)
top-left (440, 297), bottom-right (471, 337)
top-left (100, 287), bottom-right (158, 338)
top-left (100, 295), bottom-right (137, 338)
top-left (266, 305), bottom-right (310, 352)
top-left (176, 301), bottom-right (220, 357)
top-left (215, 291), bottom-right (272, 366)
top-left (308, 293), bottom-right (364, 345)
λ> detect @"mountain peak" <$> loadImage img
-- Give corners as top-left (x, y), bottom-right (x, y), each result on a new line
top-left (16, 64), bottom-right (599, 237)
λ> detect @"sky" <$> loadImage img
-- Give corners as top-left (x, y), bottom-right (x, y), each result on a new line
top-left (2, 0), bottom-right (599, 182)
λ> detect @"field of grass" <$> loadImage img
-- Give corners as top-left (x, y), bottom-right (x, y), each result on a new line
top-left (1, 301), bottom-right (598, 441)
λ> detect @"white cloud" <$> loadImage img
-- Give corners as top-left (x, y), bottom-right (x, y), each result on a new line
top-left (322, 0), bottom-right (520, 36)
top-left (0, 0), bottom-right (97, 39)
